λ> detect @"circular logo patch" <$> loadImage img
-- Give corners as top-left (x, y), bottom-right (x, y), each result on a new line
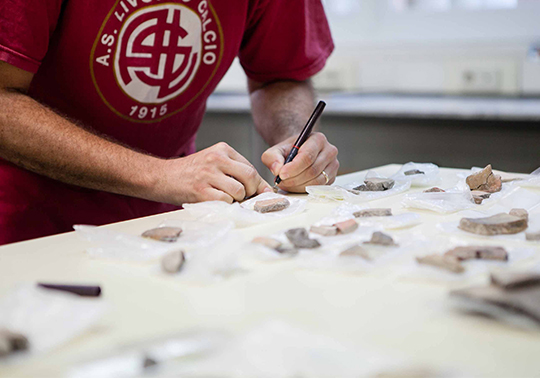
top-left (91, 1), bottom-right (223, 123)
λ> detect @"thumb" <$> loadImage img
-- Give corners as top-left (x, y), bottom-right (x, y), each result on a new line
top-left (257, 177), bottom-right (274, 194)
top-left (261, 145), bottom-right (287, 176)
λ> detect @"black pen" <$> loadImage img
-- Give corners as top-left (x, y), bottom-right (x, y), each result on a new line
top-left (274, 100), bottom-right (326, 190)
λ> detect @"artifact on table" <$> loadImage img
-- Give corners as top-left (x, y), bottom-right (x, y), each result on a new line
top-left (490, 271), bottom-right (540, 290)
top-left (352, 178), bottom-right (395, 192)
top-left (161, 250), bottom-right (185, 274)
top-left (404, 169), bottom-right (424, 176)
top-left (509, 208), bottom-right (529, 221)
top-left (275, 245), bottom-right (299, 255)
top-left (340, 244), bottom-right (371, 260)
top-left (363, 231), bottom-right (397, 246)
top-left (353, 208), bottom-right (392, 217)
top-left (285, 228), bottom-right (321, 249)
top-left (450, 276), bottom-right (540, 325)
top-left (253, 197), bottom-right (290, 213)
top-left (252, 236), bottom-right (282, 250)
top-left (471, 190), bottom-right (491, 204)
top-left (143, 356), bottom-right (158, 368)
top-left (334, 219), bottom-right (359, 234)
top-left (465, 164), bottom-right (502, 193)
top-left (458, 213), bottom-right (528, 235)
top-left (0, 329), bottom-right (29, 358)
top-left (444, 246), bottom-right (508, 261)
top-left (526, 231), bottom-right (540, 241)
top-left (416, 254), bottom-right (465, 273)
top-left (252, 236), bottom-right (297, 255)
top-left (423, 187), bottom-right (445, 193)
top-left (142, 227), bottom-right (182, 242)
top-left (310, 225), bottom-right (338, 236)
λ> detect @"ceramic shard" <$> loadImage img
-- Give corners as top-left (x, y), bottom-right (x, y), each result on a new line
top-left (353, 178), bottom-right (395, 192)
top-left (509, 208), bottom-right (529, 221)
top-left (363, 231), bottom-right (397, 246)
top-left (465, 164), bottom-right (502, 193)
top-left (458, 213), bottom-right (528, 235)
top-left (404, 169), bottom-right (424, 176)
top-left (310, 225), bottom-right (338, 236)
top-left (340, 245), bottom-right (371, 260)
top-left (444, 246), bottom-right (508, 261)
top-left (353, 208), bottom-right (392, 217)
top-left (252, 236), bottom-right (282, 250)
top-left (142, 227), bottom-right (182, 242)
top-left (285, 228), bottom-right (321, 249)
top-left (491, 271), bottom-right (540, 290)
top-left (334, 219), bottom-right (358, 234)
top-left (161, 250), bottom-right (185, 274)
top-left (416, 254), bottom-right (465, 273)
top-left (254, 198), bottom-right (290, 213)
top-left (423, 187), bottom-right (445, 193)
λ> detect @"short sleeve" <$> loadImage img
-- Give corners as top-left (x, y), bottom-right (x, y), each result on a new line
top-left (0, 0), bottom-right (63, 73)
top-left (239, 0), bottom-right (334, 83)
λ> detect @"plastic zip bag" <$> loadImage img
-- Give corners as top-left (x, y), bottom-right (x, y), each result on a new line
top-left (68, 330), bottom-right (227, 378)
top-left (171, 320), bottom-right (405, 378)
top-left (182, 193), bottom-right (306, 228)
top-left (437, 207), bottom-right (540, 243)
top-left (74, 220), bottom-right (233, 261)
top-left (401, 179), bottom-right (476, 214)
top-left (0, 284), bottom-right (106, 358)
top-left (330, 204), bottom-right (421, 230)
top-left (307, 171), bottom-right (410, 203)
top-left (516, 166), bottom-right (540, 189)
top-left (390, 162), bottom-right (441, 187)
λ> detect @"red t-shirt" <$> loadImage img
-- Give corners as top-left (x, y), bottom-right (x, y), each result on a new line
top-left (0, 0), bottom-right (334, 245)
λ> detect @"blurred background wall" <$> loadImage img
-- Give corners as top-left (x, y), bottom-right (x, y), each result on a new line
top-left (197, 0), bottom-right (540, 181)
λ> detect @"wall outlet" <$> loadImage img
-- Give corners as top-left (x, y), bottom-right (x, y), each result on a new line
top-left (460, 68), bottom-right (502, 94)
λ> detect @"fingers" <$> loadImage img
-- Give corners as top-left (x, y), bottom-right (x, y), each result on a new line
top-left (278, 133), bottom-right (327, 181)
top-left (210, 142), bottom-right (272, 199)
top-left (210, 174), bottom-right (246, 202)
top-left (202, 187), bottom-right (235, 204)
top-left (261, 139), bottom-right (290, 176)
top-left (222, 160), bottom-right (271, 198)
top-left (281, 158), bottom-right (339, 193)
top-left (278, 134), bottom-right (338, 188)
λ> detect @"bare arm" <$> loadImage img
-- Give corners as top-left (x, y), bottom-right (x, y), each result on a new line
top-left (248, 78), bottom-right (339, 192)
top-left (0, 62), bottom-right (270, 205)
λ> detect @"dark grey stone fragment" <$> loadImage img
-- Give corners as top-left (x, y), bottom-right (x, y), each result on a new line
top-left (404, 169), bottom-right (424, 176)
top-left (285, 228), bottom-right (321, 249)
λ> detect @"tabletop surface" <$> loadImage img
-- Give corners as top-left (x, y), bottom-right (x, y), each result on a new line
top-left (1, 164), bottom-right (540, 377)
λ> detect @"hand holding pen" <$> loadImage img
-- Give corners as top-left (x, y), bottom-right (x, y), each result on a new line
top-left (261, 101), bottom-right (339, 193)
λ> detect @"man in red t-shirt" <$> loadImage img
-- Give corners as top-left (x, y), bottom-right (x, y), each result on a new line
top-left (0, 0), bottom-right (338, 245)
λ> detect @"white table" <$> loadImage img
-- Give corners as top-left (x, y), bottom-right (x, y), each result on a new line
top-left (1, 165), bottom-right (540, 377)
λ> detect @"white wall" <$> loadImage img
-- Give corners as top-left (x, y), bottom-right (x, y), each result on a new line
top-left (215, 0), bottom-right (540, 95)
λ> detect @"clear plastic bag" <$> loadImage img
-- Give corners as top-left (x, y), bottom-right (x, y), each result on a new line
top-left (394, 241), bottom-right (536, 284)
top-left (171, 320), bottom-right (404, 378)
top-left (182, 193), bottom-right (307, 228)
top-left (0, 284), bottom-right (106, 358)
top-left (516, 166), bottom-right (540, 189)
top-left (401, 179), bottom-right (476, 214)
top-left (390, 162), bottom-right (441, 187)
top-left (68, 330), bottom-right (227, 378)
top-left (437, 207), bottom-right (540, 242)
top-left (330, 204), bottom-right (421, 230)
top-left (307, 171), bottom-right (410, 203)
top-left (75, 220), bottom-right (233, 261)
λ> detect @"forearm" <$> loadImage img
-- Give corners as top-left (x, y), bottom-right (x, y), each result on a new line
top-left (0, 90), bottom-right (161, 200)
top-left (249, 80), bottom-right (316, 145)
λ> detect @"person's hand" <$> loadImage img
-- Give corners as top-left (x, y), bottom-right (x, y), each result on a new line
top-left (154, 142), bottom-right (272, 204)
top-left (261, 132), bottom-right (339, 193)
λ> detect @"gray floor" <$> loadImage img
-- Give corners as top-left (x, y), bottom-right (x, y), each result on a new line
top-left (196, 112), bottom-right (540, 182)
